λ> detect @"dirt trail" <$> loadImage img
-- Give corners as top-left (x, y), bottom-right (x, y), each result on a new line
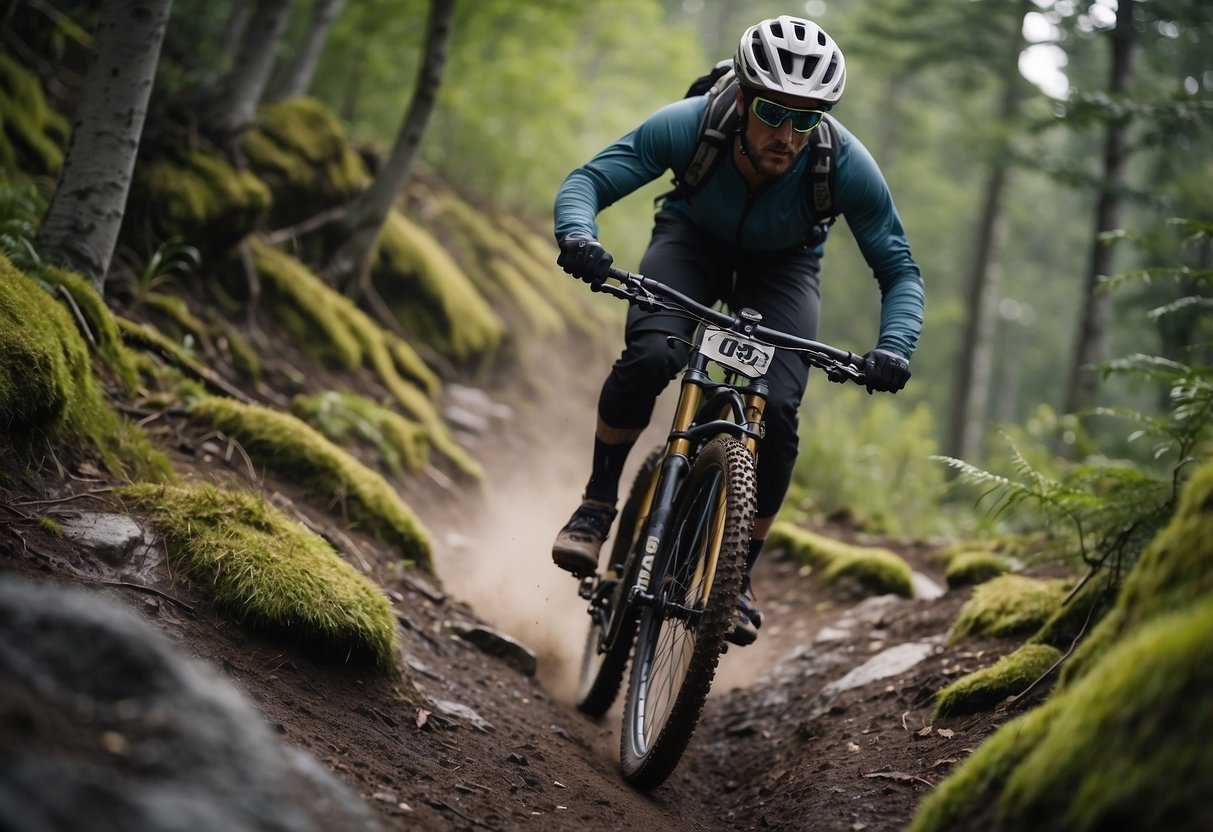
top-left (0, 333), bottom-right (1021, 832)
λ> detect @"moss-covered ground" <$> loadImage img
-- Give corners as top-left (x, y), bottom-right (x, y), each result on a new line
top-left (947, 574), bottom-right (1069, 644)
top-left (767, 521), bottom-right (914, 598)
top-left (911, 459), bottom-right (1213, 831)
top-left (0, 254), bottom-right (169, 481)
top-left (118, 483), bottom-right (401, 674)
top-left (188, 395), bottom-right (433, 572)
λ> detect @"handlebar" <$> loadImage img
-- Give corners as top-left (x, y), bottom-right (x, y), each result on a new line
top-left (598, 267), bottom-right (867, 384)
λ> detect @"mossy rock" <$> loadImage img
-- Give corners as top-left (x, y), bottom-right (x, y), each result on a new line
top-left (427, 187), bottom-right (564, 335)
top-left (768, 522), bottom-right (915, 598)
top-left (188, 395), bottom-right (433, 572)
top-left (945, 552), bottom-right (1010, 588)
top-left (38, 265), bottom-right (140, 395)
top-left (934, 643), bottom-right (1061, 718)
top-left (291, 391), bottom-right (429, 475)
top-left (1029, 569), bottom-right (1119, 651)
top-left (0, 51), bottom-right (66, 176)
top-left (246, 237), bottom-right (363, 369)
top-left (246, 239), bottom-right (479, 480)
top-left (243, 96), bottom-right (370, 228)
top-left (948, 574), bottom-right (1069, 645)
top-left (909, 595), bottom-right (1213, 832)
top-left (132, 148), bottom-right (271, 253)
top-left (1062, 457), bottom-right (1213, 685)
top-left (0, 254), bottom-right (168, 480)
top-left (373, 209), bottom-right (503, 367)
top-left (118, 483), bottom-right (401, 674)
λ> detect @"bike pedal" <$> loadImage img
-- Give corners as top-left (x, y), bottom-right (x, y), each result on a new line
top-left (577, 575), bottom-right (596, 600)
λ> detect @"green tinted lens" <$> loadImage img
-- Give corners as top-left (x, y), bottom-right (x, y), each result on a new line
top-left (751, 97), bottom-right (824, 132)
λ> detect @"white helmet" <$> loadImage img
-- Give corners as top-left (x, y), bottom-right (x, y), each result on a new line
top-left (734, 16), bottom-right (846, 106)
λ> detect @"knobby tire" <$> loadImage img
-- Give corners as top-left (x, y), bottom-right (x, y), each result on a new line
top-left (619, 437), bottom-right (756, 789)
top-left (576, 446), bottom-right (664, 717)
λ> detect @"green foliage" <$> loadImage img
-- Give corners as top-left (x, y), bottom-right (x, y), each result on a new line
top-left (934, 643), bottom-right (1062, 719)
top-left (0, 174), bottom-right (46, 272)
top-left (949, 575), bottom-right (1070, 645)
top-left (114, 238), bottom-right (201, 311)
top-left (188, 395), bottom-right (434, 572)
top-left (767, 522), bottom-right (915, 599)
top-left (118, 483), bottom-right (402, 674)
top-left (939, 219), bottom-right (1213, 581)
top-left (786, 393), bottom-right (947, 537)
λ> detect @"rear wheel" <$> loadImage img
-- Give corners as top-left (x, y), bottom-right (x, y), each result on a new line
top-left (619, 437), bottom-right (756, 789)
top-left (576, 446), bottom-right (664, 717)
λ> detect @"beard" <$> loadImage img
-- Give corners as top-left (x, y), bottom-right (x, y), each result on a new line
top-left (746, 139), bottom-right (805, 178)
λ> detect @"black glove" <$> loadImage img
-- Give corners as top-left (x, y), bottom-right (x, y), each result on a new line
top-left (862, 348), bottom-right (911, 394)
top-left (557, 234), bottom-right (613, 286)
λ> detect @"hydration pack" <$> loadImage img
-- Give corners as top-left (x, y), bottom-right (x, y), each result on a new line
top-left (660, 60), bottom-right (839, 248)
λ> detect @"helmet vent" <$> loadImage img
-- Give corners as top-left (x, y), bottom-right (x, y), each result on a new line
top-left (821, 56), bottom-right (838, 84)
top-left (779, 50), bottom-right (795, 75)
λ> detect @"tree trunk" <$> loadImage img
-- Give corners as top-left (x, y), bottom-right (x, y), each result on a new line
top-left (943, 0), bottom-right (1030, 462)
top-left (325, 0), bottom-right (455, 296)
top-left (1062, 0), bottom-right (1136, 425)
top-left (273, 0), bottom-right (344, 100)
top-left (206, 0), bottom-right (296, 144)
top-left (34, 0), bottom-right (174, 292)
top-left (215, 0), bottom-right (253, 77)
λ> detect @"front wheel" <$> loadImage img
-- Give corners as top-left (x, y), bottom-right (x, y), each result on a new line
top-left (619, 437), bottom-right (756, 789)
top-left (576, 446), bottom-right (664, 717)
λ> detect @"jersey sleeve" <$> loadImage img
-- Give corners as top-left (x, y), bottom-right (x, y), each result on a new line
top-left (833, 131), bottom-right (926, 359)
top-left (553, 97), bottom-right (704, 241)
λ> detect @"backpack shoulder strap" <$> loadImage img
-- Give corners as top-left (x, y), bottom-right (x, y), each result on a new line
top-left (804, 115), bottom-right (839, 247)
top-left (657, 69), bottom-right (739, 205)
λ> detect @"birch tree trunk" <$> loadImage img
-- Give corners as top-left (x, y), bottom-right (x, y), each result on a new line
top-left (273, 0), bottom-right (344, 100)
top-left (943, 0), bottom-right (1030, 463)
top-left (325, 0), bottom-right (455, 296)
top-left (1062, 0), bottom-right (1137, 425)
top-left (35, 0), bottom-right (173, 292)
top-left (205, 0), bottom-right (296, 144)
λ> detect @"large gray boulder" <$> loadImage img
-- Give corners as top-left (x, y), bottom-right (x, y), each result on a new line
top-left (0, 576), bottom-right (381, 832)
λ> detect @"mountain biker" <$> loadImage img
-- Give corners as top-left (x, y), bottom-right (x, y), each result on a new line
top-left (551, 15), bottom-right (924, 647)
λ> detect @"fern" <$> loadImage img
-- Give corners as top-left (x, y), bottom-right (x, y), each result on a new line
top-left (937, 218), bottom-right (1212, 580)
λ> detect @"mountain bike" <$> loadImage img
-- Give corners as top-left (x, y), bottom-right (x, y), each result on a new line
top-left (573, 265), bottom-right (870, 789)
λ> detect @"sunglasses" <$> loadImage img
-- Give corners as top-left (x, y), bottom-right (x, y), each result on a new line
top-left (748, 95), bottom-right (826, 133)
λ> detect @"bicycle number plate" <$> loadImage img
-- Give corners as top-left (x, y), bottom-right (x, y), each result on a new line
top-left (699, 327), bottom-right (775, 378)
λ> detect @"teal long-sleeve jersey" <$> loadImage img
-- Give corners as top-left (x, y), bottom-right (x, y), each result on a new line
top-left (554, 96), bottom-right (925, 359)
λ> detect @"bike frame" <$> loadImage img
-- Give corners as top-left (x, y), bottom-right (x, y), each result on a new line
top-left (584, 344), bottom-right (766, 650)
top-left (581, 266), bottom-right (865, 662)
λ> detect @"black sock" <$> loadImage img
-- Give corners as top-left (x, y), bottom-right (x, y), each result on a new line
top-left (584, 437), bottom-right (635, 504)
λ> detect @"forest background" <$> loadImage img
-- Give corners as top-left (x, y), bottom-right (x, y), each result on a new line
top-left (1, 1), bottom-right (1211, 829)
top-left (274, 0), bottom-right (1213, 536)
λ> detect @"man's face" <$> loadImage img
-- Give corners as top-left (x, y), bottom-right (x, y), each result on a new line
top-left (735, 88), bottom-right (825, 178)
